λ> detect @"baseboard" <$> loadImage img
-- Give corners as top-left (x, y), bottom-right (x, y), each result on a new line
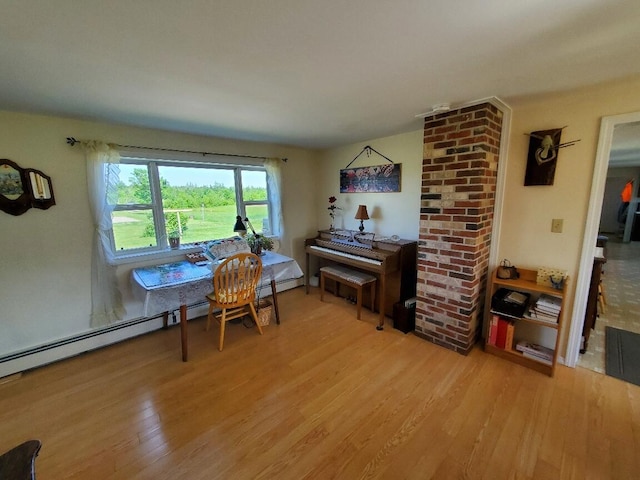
top-left (0, 278), bottom-right (303, 379)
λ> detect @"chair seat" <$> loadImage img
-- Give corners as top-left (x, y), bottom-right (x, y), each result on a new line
top-left (0, 440), bottom-right (41, 480)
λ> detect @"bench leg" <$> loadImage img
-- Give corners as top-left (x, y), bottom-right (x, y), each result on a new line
top-left (370, 282), bottom-right (376, 313)
top-left (320, 272), bottom-right (325, 302)
top-left (356, 285), bottom-right (363, 320)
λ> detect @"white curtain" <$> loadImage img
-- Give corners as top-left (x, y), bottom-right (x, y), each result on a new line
top-left (83, 141), bottom-right (125, 327)
top-left (265, 158), bottom-right (284, 237)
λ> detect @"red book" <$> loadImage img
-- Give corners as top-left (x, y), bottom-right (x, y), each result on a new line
top-left (488, 315), bottom-right (499, 346)
top-left (496, 317), bottom-right (509, 349)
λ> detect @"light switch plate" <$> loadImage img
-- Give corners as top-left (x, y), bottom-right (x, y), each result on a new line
top-left (551, 218), bottom-right (563, 233)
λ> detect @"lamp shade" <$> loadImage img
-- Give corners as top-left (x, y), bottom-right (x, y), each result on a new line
top-left (354, 205), bottom-right (369, 220)
top-left (233, 215), bottom-right (247, 235)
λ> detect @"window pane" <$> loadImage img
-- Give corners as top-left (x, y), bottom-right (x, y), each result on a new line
top-left (242, 170), bottom-right (267, 201)
top-left (245, 204), bottom-right (268, 234)
top-left (157, 165), bottom-right (237, 243)
top-left (118, 164), bottom-right (153, 204)
top-left (112, 210), bottom-right (156, 250)
top-left (113, 164), bottom-right (157, 251)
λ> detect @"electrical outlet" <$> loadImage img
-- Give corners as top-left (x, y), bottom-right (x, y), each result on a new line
top-left (551, 218), bottom-right (563, 233)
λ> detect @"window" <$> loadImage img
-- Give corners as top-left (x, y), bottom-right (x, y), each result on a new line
top-left (109, 158), bottom-right (271, 256)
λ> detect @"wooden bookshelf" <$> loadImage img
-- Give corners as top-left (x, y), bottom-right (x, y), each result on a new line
top-left (485, 267), bottom-right (567, 377)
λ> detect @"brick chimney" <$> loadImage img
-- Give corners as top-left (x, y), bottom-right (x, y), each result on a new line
top-left (415, 103), bottom-right (503, 354)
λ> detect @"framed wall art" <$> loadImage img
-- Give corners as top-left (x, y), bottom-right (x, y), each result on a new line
top-left (340, 163), bottom-right (401, 193)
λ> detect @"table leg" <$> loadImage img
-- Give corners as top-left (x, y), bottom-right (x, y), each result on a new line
top-left (271, 279), bottom-right (281, 325)
top-left (180, 304), bottom-right (188, 362)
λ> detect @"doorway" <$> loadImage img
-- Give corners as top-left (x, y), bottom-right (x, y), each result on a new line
top-left (567, 113), bottom-right (640, 373)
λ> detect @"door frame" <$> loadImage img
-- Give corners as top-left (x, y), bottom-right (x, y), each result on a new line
top-left (566, 110), bottom-right (640, 366)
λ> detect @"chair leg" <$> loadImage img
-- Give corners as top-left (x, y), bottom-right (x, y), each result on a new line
top-left (598, 283), bottom-right (606, 314)
top-left (248, 302), bottom-right (264, 335)
top-left (218, 308), bottom-right (227, 351)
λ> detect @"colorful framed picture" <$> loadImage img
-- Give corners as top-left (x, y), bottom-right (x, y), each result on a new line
top-left (339, 163), bottom-right (401, 193)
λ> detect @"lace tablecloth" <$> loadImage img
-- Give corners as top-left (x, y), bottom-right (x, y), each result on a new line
top-left (131, 251), bottom-right (303, 317)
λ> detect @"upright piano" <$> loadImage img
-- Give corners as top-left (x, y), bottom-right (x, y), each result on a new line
top-left (305, 230), bottom-right (417, 329)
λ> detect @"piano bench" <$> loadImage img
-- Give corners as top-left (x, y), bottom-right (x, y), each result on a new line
top-left (320, 265), bottom-right (376, 320)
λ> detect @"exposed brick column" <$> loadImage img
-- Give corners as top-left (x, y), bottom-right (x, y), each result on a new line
top-left (415, 103), bottom-right (503, 354)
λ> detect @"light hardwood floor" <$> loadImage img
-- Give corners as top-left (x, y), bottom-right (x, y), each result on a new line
top-left (1, 287), bottom-right (639, 479)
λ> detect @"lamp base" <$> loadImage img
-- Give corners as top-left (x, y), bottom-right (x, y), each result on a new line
top-left (358, 221), bottom-right (365, 233)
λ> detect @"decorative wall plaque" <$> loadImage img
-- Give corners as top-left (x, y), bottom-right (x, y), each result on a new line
top-left (0, 159), bottom-right (55, 216)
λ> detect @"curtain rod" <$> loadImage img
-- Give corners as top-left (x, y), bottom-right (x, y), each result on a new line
top-left (65, 137), bottom-right (287, 162)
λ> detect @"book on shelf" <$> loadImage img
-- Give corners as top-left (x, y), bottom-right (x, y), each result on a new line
top-left (536, 294), bottom-right (562, 311)
top-left (487, 315), bottom-right (499, 346)
top-left (515, 341), bottom-right (554, 362)
top-left (533, 304), bottom-right (560, 315)
top-left (504, 321), bottom-right (515, 351)
top-left (523, 307), bottom-right (559, 324)
top-left (492, 316), bottom-right (515, 350)
top-left (495, 317), bottom-right (508, 349)
top-left (522, 351), bottom-right (552, 365)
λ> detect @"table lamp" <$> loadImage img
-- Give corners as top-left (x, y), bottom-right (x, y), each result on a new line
top-left (233, 216), bottom-right (247, 236)
top-left (355, 205), bottom-right (369, 233)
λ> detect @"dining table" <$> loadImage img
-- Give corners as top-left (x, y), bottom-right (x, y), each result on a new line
top-left (131, 251), bottom-right (303, 361)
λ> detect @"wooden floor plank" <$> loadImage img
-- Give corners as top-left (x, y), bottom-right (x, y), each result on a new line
top-left (1, 287), bottom-right (639, 479)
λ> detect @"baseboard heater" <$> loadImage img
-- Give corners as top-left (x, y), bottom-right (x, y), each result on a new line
top-left (0, 278), bottom-right (303, 379)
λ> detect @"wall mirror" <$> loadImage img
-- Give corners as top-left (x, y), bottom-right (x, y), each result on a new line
top-left (0, 159), bottom-right (55, 216)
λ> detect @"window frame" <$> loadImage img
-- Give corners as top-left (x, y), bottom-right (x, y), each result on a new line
top-left (109, 155), bottom-right (271, 261)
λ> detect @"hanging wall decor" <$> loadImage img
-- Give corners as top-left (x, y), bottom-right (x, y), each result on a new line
top-left (339, 145), bottom-right (401, 193)
top-left (524, 127), bottom-right (580, 186)
top-left (0, 159), bottom-right (55, 216)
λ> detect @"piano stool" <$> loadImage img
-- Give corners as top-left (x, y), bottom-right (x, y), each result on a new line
top-left (320, 265), bottom-right (376, 320)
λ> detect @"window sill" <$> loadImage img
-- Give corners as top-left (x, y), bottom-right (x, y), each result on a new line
top-left (112, 244), bottom-right (204, 266)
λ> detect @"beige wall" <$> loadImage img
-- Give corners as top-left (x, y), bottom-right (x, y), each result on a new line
top-left (498, 75), bottom-right (640, 357)
top-left (0, 111), bottom-right (319, 359)
top-left (317, 130), bottom-right (424, 240)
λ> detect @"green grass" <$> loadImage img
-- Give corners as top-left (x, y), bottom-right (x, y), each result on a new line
top-left (112, 205), bottom-right (268, 250)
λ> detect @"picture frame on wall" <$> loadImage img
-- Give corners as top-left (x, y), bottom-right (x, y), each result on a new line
top-left (524, 128), bottom-right (563, 186)
top-left (339, 163), bottom-right (401, 193)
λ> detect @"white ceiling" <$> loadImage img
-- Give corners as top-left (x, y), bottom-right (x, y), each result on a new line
top-left (1, 0), bottom-right (640, 149)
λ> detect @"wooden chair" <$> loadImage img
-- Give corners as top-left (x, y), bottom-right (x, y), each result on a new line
top-left (0, 440), bottom-right (41, 480)
top-left (206, 252), bottom-right (263, 351)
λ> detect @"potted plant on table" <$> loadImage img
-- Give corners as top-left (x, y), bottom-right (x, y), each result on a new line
top-left (246, 233), bottom-right (274, 255)
top-left (168, 230), bottom-right (181, 249)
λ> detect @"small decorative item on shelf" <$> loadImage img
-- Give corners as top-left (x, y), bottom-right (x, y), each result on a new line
top-left (327, 196), bottom-right (341, 231)
top-left (536, 266), bottom-right (567, 288)
top-left (246, 233), bottom-right (273, 255)
top-left (168, 231), bottom-right (181, 249)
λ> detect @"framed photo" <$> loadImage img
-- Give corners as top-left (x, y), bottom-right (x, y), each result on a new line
top-left (339, 163), bottom-right (401, 193)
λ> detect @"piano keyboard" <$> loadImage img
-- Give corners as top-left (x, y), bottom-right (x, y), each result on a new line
top-left (308, 245), bottom-right (383, 266)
